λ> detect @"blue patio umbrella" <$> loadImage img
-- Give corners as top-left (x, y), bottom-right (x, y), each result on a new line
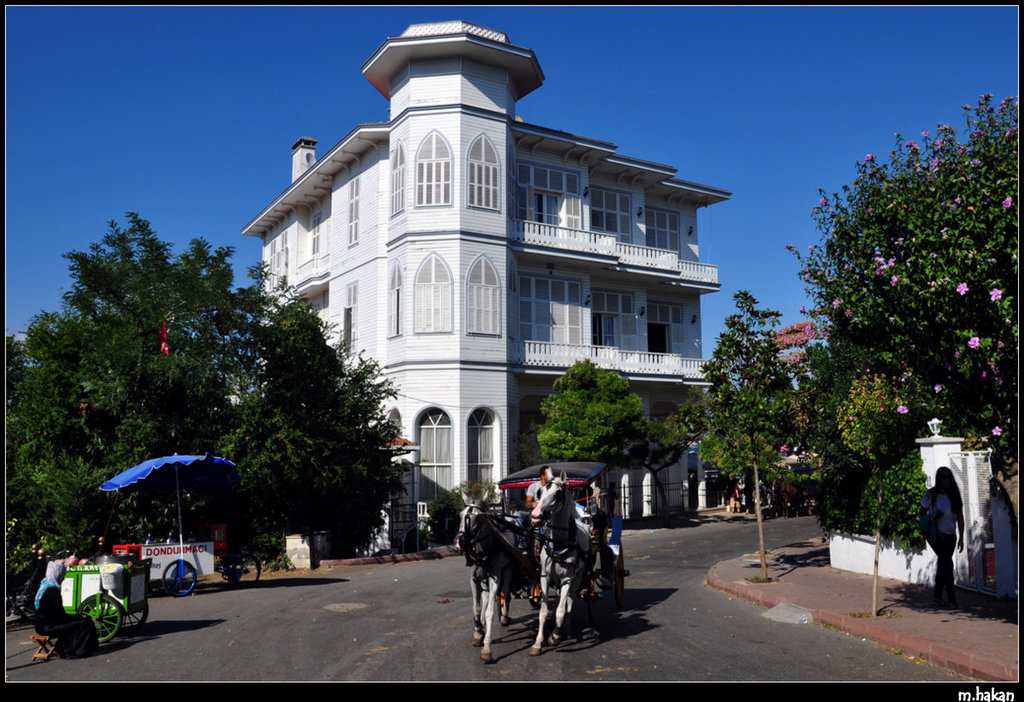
top-left (101, 454), bottom-right (240, 592)
top-left (100, 454), bottom-right (240, 497)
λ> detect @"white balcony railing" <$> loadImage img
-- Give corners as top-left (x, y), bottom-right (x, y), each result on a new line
top-left (512, 340), bottom-right (705, 379)
top-left (510, 220), bottom-right (718, 286)
top-left (296, 254), bottom-right (330, 286)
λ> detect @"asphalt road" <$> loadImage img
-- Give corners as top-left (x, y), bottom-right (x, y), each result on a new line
top-left (5, 514), bottom-right (963, 682)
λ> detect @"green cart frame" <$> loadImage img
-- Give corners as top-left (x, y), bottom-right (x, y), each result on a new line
top-left (62, 560), bottom-right (151, 642)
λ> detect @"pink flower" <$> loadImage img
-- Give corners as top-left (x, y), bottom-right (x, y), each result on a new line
top-left (934, 384), bottom-right (943, 393)
top-left (865, 154), bottom-right (875, 162)
top-left (897, 406), bottom-right (908, 414)
top-left (992, 426), bottom-right (1003, 436)
top-left (819, 197), bottom-right (827, 207)
top-left (906, 140), bottom-right (919, 150)
top-left (890, 276), bottom-right (899, 286)
top-left (1003, 197), bottom-right (1013, 210)
top-left (920, 129), bottom-right (929, 138)
top-left (990, 288), bottom-right (1002, 301)
top-left (968, 336), bottom-right (980, 349)
top-left (956, 282), bottom-right (969, 295)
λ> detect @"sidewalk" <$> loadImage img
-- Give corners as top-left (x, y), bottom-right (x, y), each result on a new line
top-left (706, 537), bottom-right (1018, 682)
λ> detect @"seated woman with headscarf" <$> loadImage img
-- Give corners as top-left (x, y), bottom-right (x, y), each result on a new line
top-left (34, 561), bottom-right (99, 659)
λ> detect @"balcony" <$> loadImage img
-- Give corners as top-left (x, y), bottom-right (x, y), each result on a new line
top-left (510, 220), bottom-right (718, 287)
top-left (295, 254), bottom-right (330, 289)
top-left (511, 340), bottom-right (705, 380)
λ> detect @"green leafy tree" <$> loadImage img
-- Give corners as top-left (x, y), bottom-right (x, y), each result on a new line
top-left (5, 214), bottom-right (252, 556)
top-left (537, 360), bottom-right (646, 467)
top-left (701, 291), bottom-right (797, 579)
top-left (837, 373), bottom-right (922, 616)
top-left (630, 402), bottom-right (706, 526)
top-left (791, 95), bottom-right (1018, 520)
top-left (220, 293), bottom-right (404, 558)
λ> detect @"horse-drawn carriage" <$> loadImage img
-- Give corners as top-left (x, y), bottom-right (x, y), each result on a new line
top-left (457, 462), bottom-right (627, 661)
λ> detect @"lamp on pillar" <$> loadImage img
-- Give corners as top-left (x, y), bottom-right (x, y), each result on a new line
top-left (927, 418), bottom-right (943, 437)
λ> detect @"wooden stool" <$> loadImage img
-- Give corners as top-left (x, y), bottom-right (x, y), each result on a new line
top-left (31, 634), bottom-right (59, 661)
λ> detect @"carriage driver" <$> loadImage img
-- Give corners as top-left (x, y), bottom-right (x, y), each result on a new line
top-left (521, 465), bottom-right (553, 553)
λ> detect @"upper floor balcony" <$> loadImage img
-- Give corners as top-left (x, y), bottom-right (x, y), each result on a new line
top-left (511, 339), bottom-right (705, 381)
top-left (509, 220), bottom-right (718, 288)
top-left (295, 253), bottom-right (330, 291)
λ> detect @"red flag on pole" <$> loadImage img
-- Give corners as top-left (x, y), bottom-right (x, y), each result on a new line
top-left (159, 321), bottom-right (169, 355)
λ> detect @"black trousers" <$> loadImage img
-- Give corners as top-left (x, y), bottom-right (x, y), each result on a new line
top-left (929, 531), bottom-right (958, 603)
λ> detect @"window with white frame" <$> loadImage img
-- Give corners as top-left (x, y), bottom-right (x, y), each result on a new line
top-left (415, 255), bottom-right (452, 333)
top-left (344, 283), bottom-right (358, 347)
top-left (516, 163), bottom-right (581, 229)
top-left (418, 409), bottom-right (452, 501)
top-left (416, 133), bottom-right (451, 206)
top-left (389, 266), bottom-right (403, 338)
top-left (518, 275), bottom-right (582, 344)
top-left (590, 187), bottom-right (631, 241)
top-left (348, 178), bottom-right (360, 245)
top-left (391, 145), bottom-right (405, 216)
top-left (645, 208), bottom-right (680, 253)
top-left (591, 290), bottom-right (637, 349)
top-left (468, 136), bottom-right (500, 210)
top-left (268, 236), bottom-right (288, 287)
top-left (467, 409), bottom-right (495, 483)
top-left (311, 212), bottom-right (322, 257)
top-left (466, 257), bottom-right (500, 335)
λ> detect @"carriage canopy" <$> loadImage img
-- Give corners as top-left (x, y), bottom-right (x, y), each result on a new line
top-left (498, 462), bottom-right (606, 490)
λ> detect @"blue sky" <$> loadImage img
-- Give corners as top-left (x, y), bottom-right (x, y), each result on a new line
top-left (5, 5), bottom-right (1019, 351)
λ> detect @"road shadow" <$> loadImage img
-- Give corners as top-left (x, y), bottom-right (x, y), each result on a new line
top-left (477, 586), bottom-right (675, 663)
top-left (882, 580), bottom-right (1018, 624)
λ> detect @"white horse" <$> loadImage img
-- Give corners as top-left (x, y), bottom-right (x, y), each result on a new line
top-left (529, 470), bottom-right (590, 656)
top-left (456, 496), bottom-right (518, 663)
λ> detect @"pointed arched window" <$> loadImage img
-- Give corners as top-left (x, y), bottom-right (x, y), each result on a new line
top-left (416, 133), bottom-right (451, 206)
top-left (467, 135), bottom-right (499, 210)
top-left (415, 254), bottom-right (452, 333)
top-left (466, 257), bottom-right (500, 336)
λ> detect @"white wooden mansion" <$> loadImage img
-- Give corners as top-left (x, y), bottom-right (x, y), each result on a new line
top-left (243, 21), bottom-right (731, 519)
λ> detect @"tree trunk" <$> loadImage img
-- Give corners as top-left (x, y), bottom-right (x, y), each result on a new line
top-left (752, 460), bottom-right (768, 580)
top-left (652, 470), bottom-right (672, 528)
top-left (872, 472), bottom-right (883, 617)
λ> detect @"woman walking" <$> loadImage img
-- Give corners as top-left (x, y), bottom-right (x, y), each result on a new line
top-left (920, 466), bottom-right (965, 608)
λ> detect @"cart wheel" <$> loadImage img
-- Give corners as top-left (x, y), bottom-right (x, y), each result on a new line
top-left (162, 559), bottom-right (198, 597)
top-left (227, 553), bottom-right (261, 587)
top-left (614, 550), bottom-right (626, 609)
top-left (122, 605), bottom-right (149, 634)
top-left (78, 593), bottom-right (124, 643)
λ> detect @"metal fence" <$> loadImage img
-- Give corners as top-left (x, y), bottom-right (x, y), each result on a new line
top-left (949, 451), bottom-right (997, 594)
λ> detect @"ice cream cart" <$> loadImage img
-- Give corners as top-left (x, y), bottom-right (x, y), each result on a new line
top-left (62, 555), bottom-right (151, 642)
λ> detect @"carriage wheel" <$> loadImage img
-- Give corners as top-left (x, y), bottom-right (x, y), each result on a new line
top-left (613, 550), bottom-right (626, 609)
top-left (528, 582), bottom-right (543, 609)
top-left (78, 593), bottom-right (124, 643)
top-left (122, 605), bottom-right (149, 635)
top-left (585, 574), bottom-right (595, 624)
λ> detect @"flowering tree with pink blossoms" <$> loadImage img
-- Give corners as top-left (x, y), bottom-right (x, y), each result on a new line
top-left (792, 95), bottom-right (1018, 521)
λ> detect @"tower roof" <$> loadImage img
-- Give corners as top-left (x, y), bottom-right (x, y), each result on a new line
top-left (362, 20), bottom-right (544, 100)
